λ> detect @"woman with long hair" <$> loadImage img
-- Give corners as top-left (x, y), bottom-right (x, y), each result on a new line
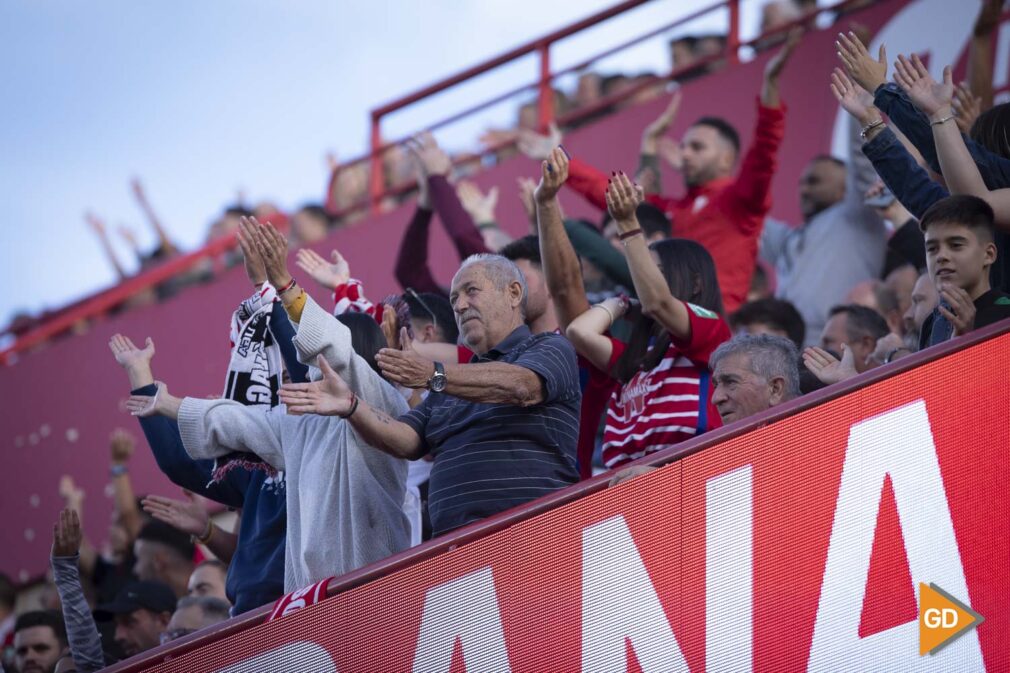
top-left (566, 173), bottom-right (731, 468)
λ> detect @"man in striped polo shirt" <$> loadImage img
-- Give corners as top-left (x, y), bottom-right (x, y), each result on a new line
top-left (280, 254), bottom-right (582, 537)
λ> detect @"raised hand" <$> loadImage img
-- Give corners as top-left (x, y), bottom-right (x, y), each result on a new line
top-left (534, 146), bottom-right (570, 204)
top-left (762, 27), bottom-right (803, 107)
top-left (241, 216), bottom-right (292, 290)
top-left (835, 30), bottom-right (886, 94)
top-left (295, 248), bottom-right (350, 290)
top-left (516, 176), bottom-right (538, 226)
top-left (52, 508), bottom-right (83, 558)
top-left (84, 211), bottom-right (107, 235)
top-left (141, 490), bottom-right (209, 538)
top-left (130, 177), bottom-right (149, 205)
top-left (58, 475), bottom-right (84, 508)
top-left (380, 303), bottom-right (400, 350)
top-left (937, 281), bottom-right (976, 336)
top-left (657, 136), bottom-right (683, 172)
top-left (802, 345), bottom-right (858, 384)
top-left (641, 90), bottom-right (682, 154)
top-left (456, 180), bottom-right (499, 224)
top-left (405, 132), bottom-right (452, 177)
top-left (125, 381), bottom-right (174, 418)
top-left (952, 82), bottom-right (983, 134)
top-left (517, 122), bottom-right (563, 161)
top-left (605, 172), bottom-right (644, 230)
top-left (830, 68), bottom-right (880, 126)
top-left (278, 355), bottom-right (355, 416)
top-left (109, 334), bottom-right (156, 376)
top-left (236, 217), bottom-right (267, 286)
top-left (376, 327), bottom-right (436, 389)
top-left (893, 54), bottom-right (954, 118)
top-left (109, 428), bottom-right (135, 464)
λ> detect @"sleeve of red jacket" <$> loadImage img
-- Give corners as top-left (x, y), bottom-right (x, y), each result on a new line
top-left (724, 99), bottom-right (786, 230)
top-left (394, 206), bottom-right (444, 295)
top-left (427, 175), bottom-right (489, 260)
top-left (565, 157), bottom-right (610, 211)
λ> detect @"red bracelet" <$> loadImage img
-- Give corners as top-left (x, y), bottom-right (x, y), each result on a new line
top-left (618, 228), bottom-right (643, 241)
top-left (277, 278), bottom-right (298, 295)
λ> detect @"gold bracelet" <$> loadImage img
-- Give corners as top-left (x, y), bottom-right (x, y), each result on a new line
top-left (194, 520), bottom-right (215, 545)
top-left (930, 114), bottom-right (955, 127)
top-left (592, 303), bottom-right (616, 327)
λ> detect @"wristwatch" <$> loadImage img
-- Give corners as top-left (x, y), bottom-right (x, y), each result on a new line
top-left (427, 362), bottom-right (447, 393)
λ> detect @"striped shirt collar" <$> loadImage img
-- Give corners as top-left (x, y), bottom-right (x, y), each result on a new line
top-left (471, 325), bottom-right (533, 362)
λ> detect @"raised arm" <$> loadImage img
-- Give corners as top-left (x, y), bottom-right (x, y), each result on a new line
top-left (108, 429), bottom-right (144, 539)
top-left (131, 178), bottom-right (177, 256)
top-left (457, 180), bottom-right (512, 250)
top-left (51, 509), bottom-right (105, 673)
top-left (535, 147), bottom-right (591, 331)
top-left (895, 55), bottom-right (1010, 226)
top-left (518, 124), bottom-right (608, 212)
top-left (142, 491), bottom-right (238, 564)
top-left (968, 0), bottom-right (1001, 111)
top-left (565, 297), bottom-right (627, 373)
top-left (607, 173), bottom-right (692, 340)
top-left (406, 133), bottom-right (489, 259)
top-left (829, 69), bottom-right (890, 218)
top-left (279, 355), bottom-right (423, 459)
top-left (85, 212), bottom-right (127, 280)
top-left (638, 90), bottom-right (683, 191)
top-left (723, 32), bottom-right (793, 220)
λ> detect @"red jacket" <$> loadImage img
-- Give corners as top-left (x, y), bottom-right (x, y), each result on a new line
top-left (566, 99), bottom-right (786, 313)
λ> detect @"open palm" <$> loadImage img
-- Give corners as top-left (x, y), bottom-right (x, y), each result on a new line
top-left (893, 54), bottom-right (953, 117)
top-left (278, 355), bottom-right (353, 416)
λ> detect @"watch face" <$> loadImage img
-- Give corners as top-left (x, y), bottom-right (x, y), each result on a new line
top-left (431, 375), bottom-right (447, 393)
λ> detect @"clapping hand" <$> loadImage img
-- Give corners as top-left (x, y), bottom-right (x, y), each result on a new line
top-left (376, 328), bottom-right (436, 389)
top-left (517, 122), bottom-right (563, 161)
top-left (405, 133), bottom-right (452, 177)
top-left (937, 281), bottom-right (976, 336)
top-left (296, 248), bottom-right (350, 290)
top-left (456, 181), bottom-right (499, 224)
top-left (893, 53), bottom-right (954, 118)
top-left (239, 216), bottom-right (292, 290)
top-left (835, 30), bottom-right (887, 94)
top-left (534, 146), bottom-right (570, 204)
top-left (52, 508), bottom-right (83, 558)
top-left (279, 355), bottom-right (355, 416)
top-left (802, 345), bottom-right (858, 384)
top-left (641, 90), bottom-right (682, 154)
top-left (952, 82), bottom-right (983, 134)
top-left (830, 68), bottom-right (879, 126)
top-left (605, 172), bottom-right (644, 231)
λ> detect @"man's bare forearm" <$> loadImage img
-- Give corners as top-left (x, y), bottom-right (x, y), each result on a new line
top-left (443, 362), bottom-right (544, 406)
top-left (347, 401), bottom-right (423, 460)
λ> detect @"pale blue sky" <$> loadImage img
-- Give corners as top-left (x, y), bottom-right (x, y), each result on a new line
top-left (0, 0), bottom-right (763, 325)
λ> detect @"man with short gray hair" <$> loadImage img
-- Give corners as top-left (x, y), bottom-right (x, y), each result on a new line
top-left (281, 254), bottom-right (582, 537)
top-left (160, 596), bottom-right (232, 644)
top-left (710, 333), bottom-right (800, 424)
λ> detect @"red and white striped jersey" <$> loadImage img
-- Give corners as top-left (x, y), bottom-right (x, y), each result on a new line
top-left (602, 303), bottom-right (730, 468)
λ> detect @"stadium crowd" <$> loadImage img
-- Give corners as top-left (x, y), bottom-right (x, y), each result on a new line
top-left (4, 0), bottom-right (1010, 670)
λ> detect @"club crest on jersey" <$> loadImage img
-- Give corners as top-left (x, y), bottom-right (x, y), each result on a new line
top-left (688, 303), bottom-right (718, 319)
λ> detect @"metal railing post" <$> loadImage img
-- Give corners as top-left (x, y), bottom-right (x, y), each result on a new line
top-left (537, 42), bottom-right (554, 130)
top-left (727, 0), bottom-right (741, 64)
top-left (369, 114), bottom-right (384, 215)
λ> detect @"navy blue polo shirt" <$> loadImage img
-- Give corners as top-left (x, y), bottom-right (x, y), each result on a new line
top-left (401, 325), bottom-right (581, 536)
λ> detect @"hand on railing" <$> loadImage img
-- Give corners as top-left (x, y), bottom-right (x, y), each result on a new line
top-left (835, 29), bottom-right (886, 94)
top-left (517, 122), bottom-right (562, 161)
top-left (296, 248), bottom-right (350, 291)
top-left (405, 133), bottom-right (452, 177)
top-left (456, 180), bottom-right (499, 225)
top-left (641, 89), bottom-right (682, 155)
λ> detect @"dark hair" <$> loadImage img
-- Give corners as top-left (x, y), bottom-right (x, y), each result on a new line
top-left (175, 596), bottom-right (231, 623)
top-left (298, 203), bottom-right (333, 228)
top-left (636, 203), bottom-right (672, 238)
top-left (14, 610), bottom-right (67, 646)
top-left (137, 520), bottom-right (195, 562)
top-left (498, 235), bottom-right (542, 267)
top-left (809, 154), bottom-right (846, 169)
top-left (730, 298), bottom-right (806, 349)
top-left (691, 116), bottom-right (740, 155)
top-left (196, 559), bottom-right (226, 572)
top-left (404, 292), bottom-right (458, 345)
top-left (828, 304), bottom-right (889, 342)
top-left (223, 206), bottom-right (254, 218)
top-left (613, 238), bottom-right (724, 383)
top-left (337, 312), bottom-right (386, 374)
top-left (0, 573), bottom-right (14, 611)
top-left (969, 103), bottom-right (1010, 159)
top-left (918, 194), bottom-right (996, 243)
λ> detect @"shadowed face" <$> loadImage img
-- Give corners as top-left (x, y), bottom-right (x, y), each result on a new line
top-left (680, 125), bottom-right (735, 187)
top-left (15, 626), bottom-right (64, 673)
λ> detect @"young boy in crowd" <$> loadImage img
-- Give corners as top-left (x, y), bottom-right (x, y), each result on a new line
top-left (919, 195), bottom-right (1010, 347)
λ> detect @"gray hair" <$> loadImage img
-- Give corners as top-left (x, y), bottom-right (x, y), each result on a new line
top-left (454, 253), bottom-right (528, 317)
top-left (710, 333), bottom-right (800, 399)
top-left (175, 596), bottom-right (231, 625)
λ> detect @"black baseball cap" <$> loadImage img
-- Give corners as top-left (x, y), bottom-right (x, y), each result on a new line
top-left (94, 581), bottom-right (177, 620)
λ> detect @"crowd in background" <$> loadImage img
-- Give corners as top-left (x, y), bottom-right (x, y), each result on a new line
top-left (4, 0), bottom-right (1010, 671)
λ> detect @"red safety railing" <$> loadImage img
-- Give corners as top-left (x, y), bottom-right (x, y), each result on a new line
top-left (101, 315), bottom-right (1010, 672)
top-left (1, 0), bottom-right (941, 363)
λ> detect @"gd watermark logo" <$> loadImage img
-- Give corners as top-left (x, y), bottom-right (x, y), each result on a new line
top-left (918, 583), bottom-right (984, 655)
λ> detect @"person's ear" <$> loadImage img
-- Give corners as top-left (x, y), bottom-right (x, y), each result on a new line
top-left (984, 240), bottom-right (997, 268)
top-left (768, 375), bottom-right (786, 405)
top-left (158, 612), bottom-right (172, 629)
top-left (509, 280), bottom-right (523, 309)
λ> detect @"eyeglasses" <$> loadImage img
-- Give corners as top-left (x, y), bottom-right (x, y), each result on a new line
top-left (405, 288), bottom-right (438, 333)
top-left (160, 628), bottom-right (196, 644)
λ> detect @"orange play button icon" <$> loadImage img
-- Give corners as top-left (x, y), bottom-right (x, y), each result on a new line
top-left (919, 583), bottom-right (984, 655)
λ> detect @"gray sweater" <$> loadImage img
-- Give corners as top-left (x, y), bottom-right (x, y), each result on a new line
top-left (178, 295), bottom-right (410, 592)
top-left (51, 554), bottom-right (104, 672)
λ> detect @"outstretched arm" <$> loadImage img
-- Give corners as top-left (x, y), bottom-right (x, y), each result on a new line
top-left (280, 355), bottom-right (423, 459)
top-left (535, 147), bottom-right (591, 331)
top-left (85, 212), bottom-right (127, 280)
top-left (142, 491), bottom-right (238, 563)
top-left (131, 178), bottom-right (177, 256)
top-left (51, 509), bottom-right (105, 673)
top-left (108, 429), bottom-right (144, 539)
